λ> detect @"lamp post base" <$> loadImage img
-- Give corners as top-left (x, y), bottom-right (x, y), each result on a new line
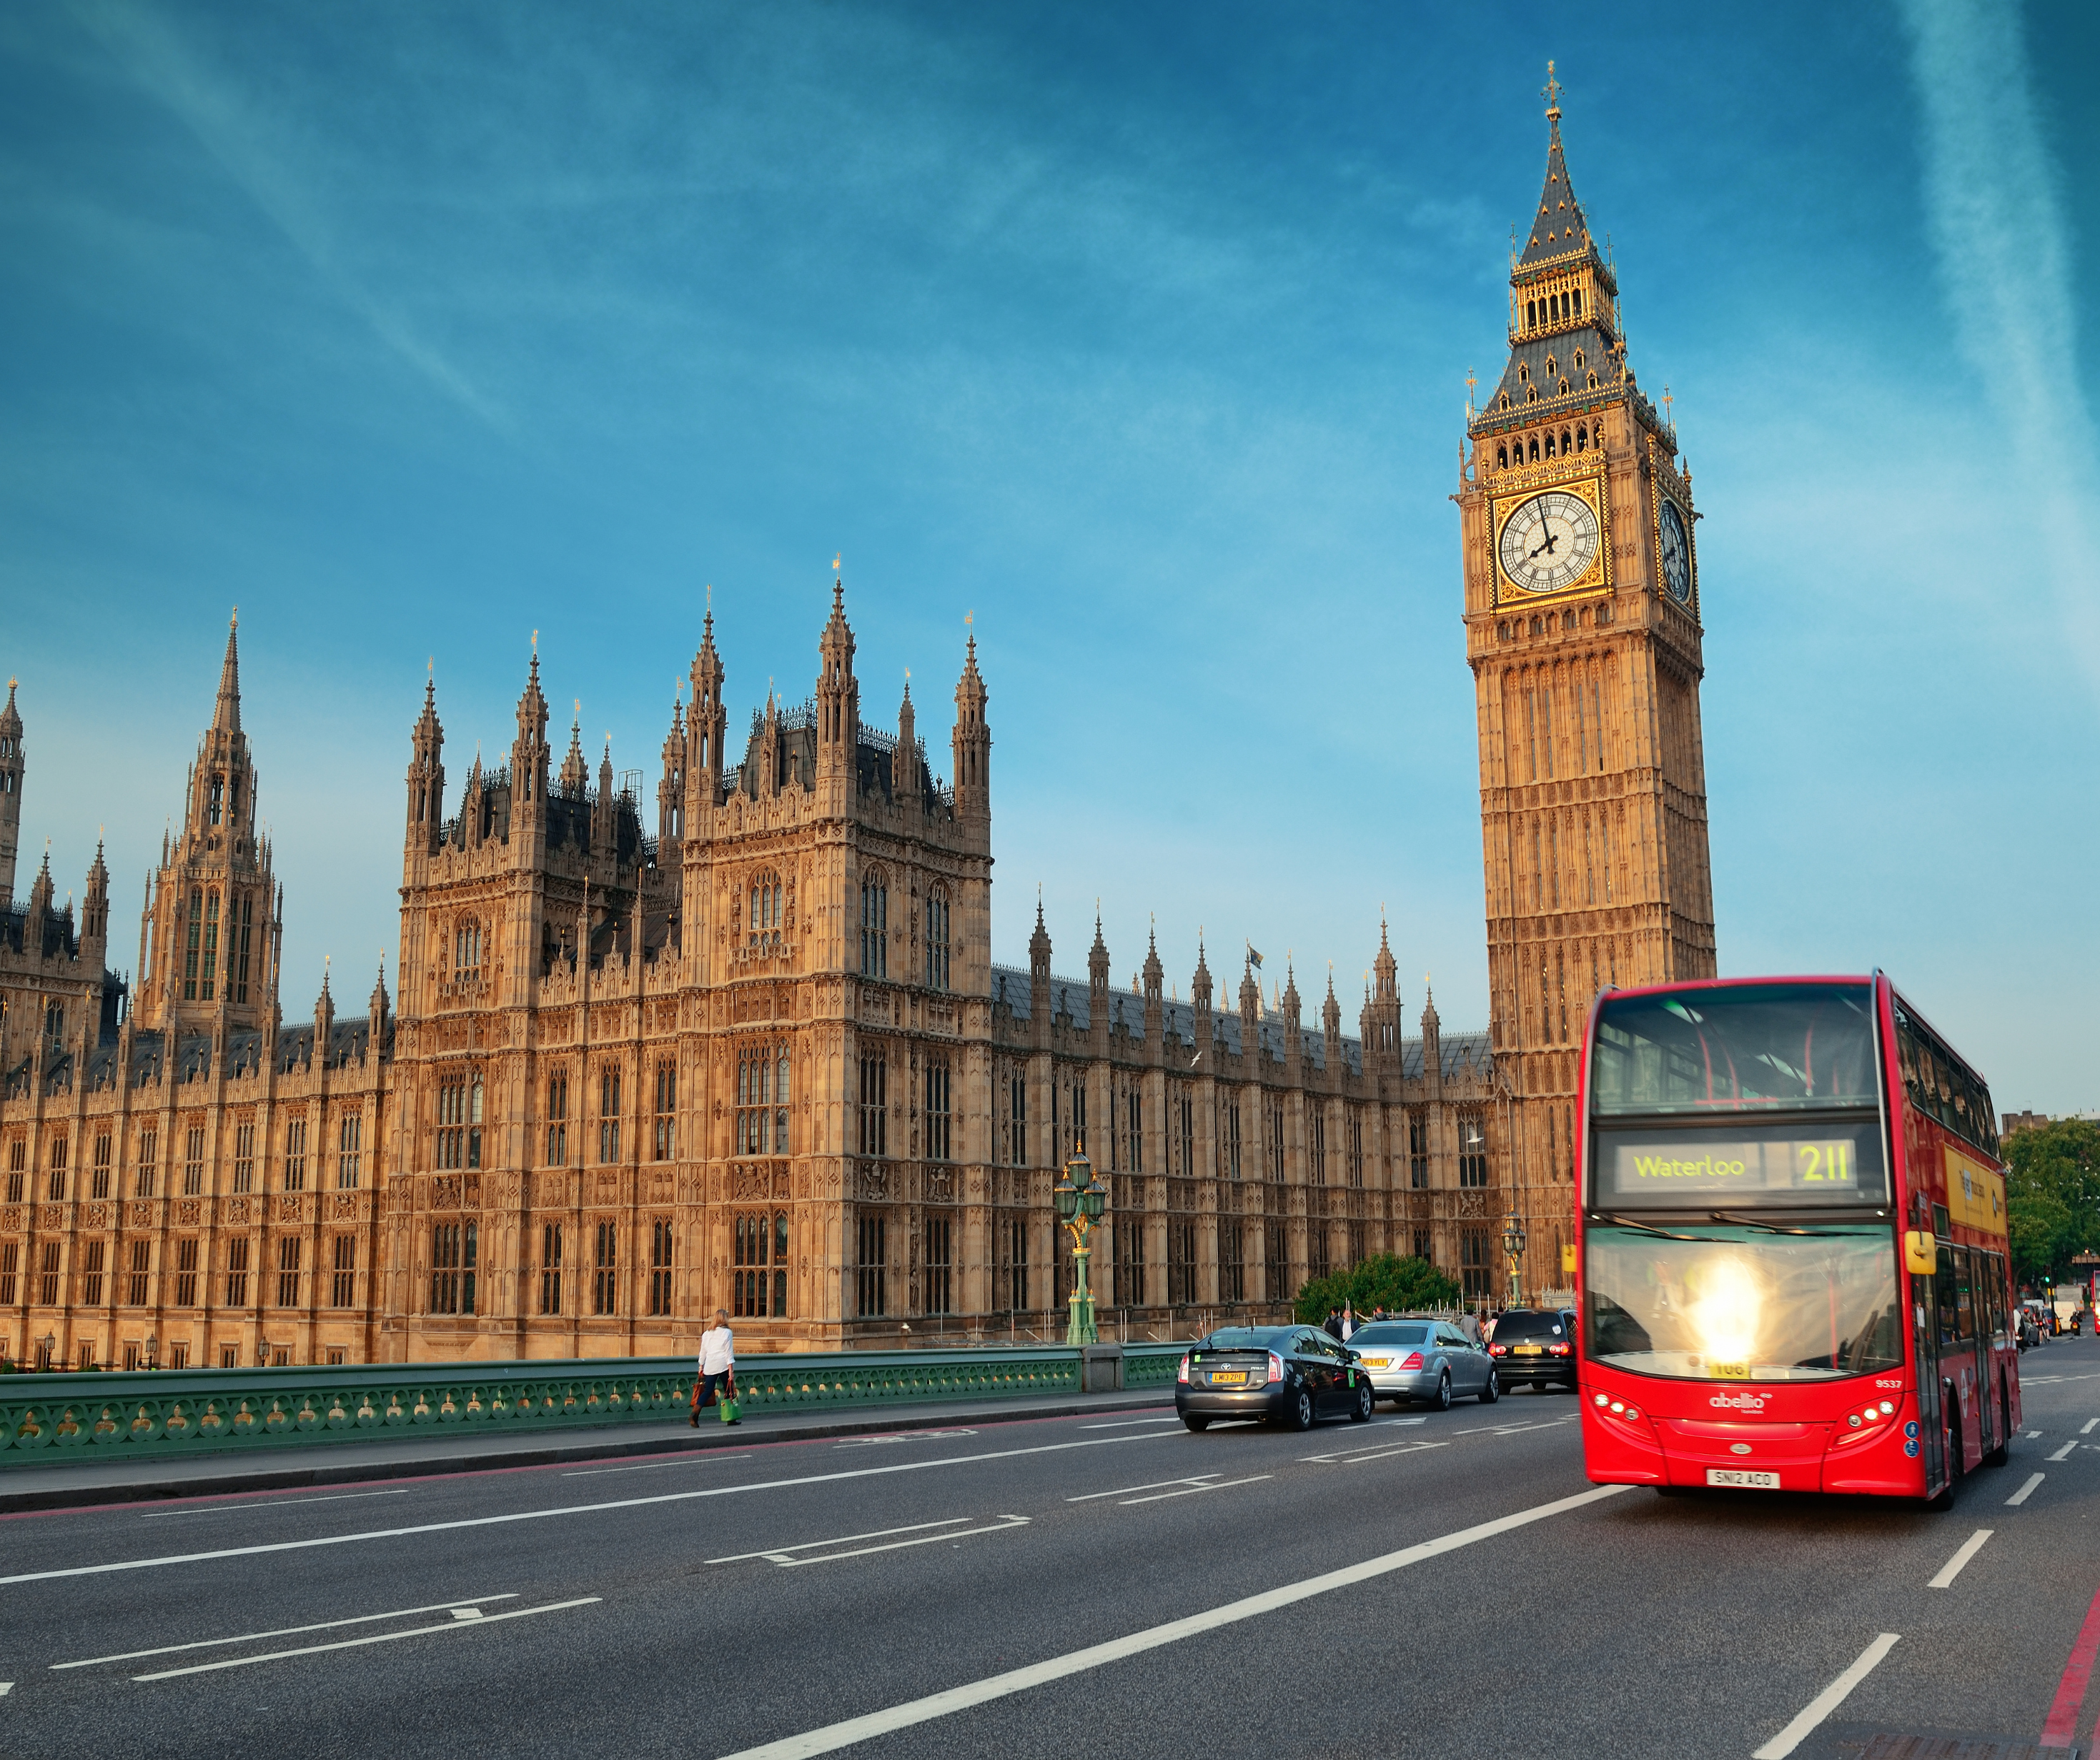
top-left (1067, 1246), bottom-right (1099, 1345)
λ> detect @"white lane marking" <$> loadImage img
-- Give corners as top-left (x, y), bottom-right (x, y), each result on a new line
top-left (713, 1483), bottom-right (1628, 1760)
top-left (450, 1607), bottom-right (482, 1621)
top-left (1750, 1633), bottom-right (1900, 1759)
top-left (132, 1597), bottom-right (600, 1681)
top-left (1069, 1476), bottom-right (1221, 1503)
top-left (142, 1490), bottom-right (413, 1518)
top-left (1302, 1438), bottom-right (1450, 1463)
top-left (1121, 1476), bottom-right (1269, 1506)
top-left (2027, 1431), bottom-right (2044, 1438)
top-left (2049, 1440), bottom-right (2079, 1462)
top-left (1928, 1529), bottom-right (1993, 1589)
top-left (751, 1516), bottom-right (1031, 1568)
top-left (562, 1455), bottom-right (752, 1476)
top-left (0, 1430), bottom-right (1171, 1588)
top-left (2082, 1418), bottom-right (2099, 1435)
top-left (2007, 1473), bottom-right (2046, 1506)
top-left (1079, 1417), bottom-right (1186, 1430)
top-left (53, 1595), bottom-right (520, 1669)
top-left (0, 1682), bottom-right (11, 1696)
top-left (833, 1429), bottom-right (977, 1448)
top-left (708, 1518), bottom-right (972, 1564)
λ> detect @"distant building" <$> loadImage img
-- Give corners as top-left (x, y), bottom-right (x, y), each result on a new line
top-left (2001, 1112), bottom-right (2052, 1142)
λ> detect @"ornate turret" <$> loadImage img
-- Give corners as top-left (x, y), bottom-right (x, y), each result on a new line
top-left (406, 672), bottom-right (445, 857)
top-left (689, 609), bottom-right (726, 794)
top-left (1028, 895), bottom-right (1052, 1033)
top-left (1141, 923), bottom-right (1164, 1043)
top-left (0, 676), bottom-right (21, 904)
top-left (370, 957), bottom-right (391, 1036)
top-left (1191, 937), bottom-right (1214, 1054)
top-left (81, 840), bottom-right (109, 950)
top-left (815, 570), bottom-right (858, 786)
top-left (511, 649), bottom-right (550, 819)
top-left (951, 620), bottom-right (990, 822)
top-left (895, 675), bottom-right (915, 796)
top-left (559, 712), bottom-right (588, 797)
top-left (658, 691), bottom-right (685, 844)
top-left (1322, 969), bottom-right (1342, 1065)
top-left (592, 740), bottom-right (615, 852)
top-left (1420, 983), bottom-right (1445, 1098)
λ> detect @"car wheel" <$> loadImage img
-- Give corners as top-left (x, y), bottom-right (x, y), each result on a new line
top-left (1288, 1388), bottom-right (1315, 1431)
top-left (1351, 1381), bottom-right (1375, 1423)
top-left (1182, 1413), bottom-right (1210, 1433)
top-left (1479, 1369), bottom-right (1500, 1405)
top-left (1432, 1371), bottom-right (1452, 1412)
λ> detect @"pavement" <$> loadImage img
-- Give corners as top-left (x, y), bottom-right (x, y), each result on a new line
top-left (0, 1383), bottom-right (1178, 1511)
top-left (7, 1338), bottom-right (2100, 1756)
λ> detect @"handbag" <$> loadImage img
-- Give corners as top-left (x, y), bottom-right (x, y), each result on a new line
top-left (718, 1372), bottom-right (740, 1424)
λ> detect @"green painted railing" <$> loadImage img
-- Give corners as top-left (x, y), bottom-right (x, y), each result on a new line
top-left (0, 1343), bottom-right (1185, 1470)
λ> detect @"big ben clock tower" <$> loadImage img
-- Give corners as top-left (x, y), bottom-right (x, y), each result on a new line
top-left (1459, 69), bottom-right (1718, 1283)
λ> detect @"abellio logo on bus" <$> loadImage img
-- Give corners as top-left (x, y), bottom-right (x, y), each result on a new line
top-left (1708, 1390), bottom-right (1768, 1412)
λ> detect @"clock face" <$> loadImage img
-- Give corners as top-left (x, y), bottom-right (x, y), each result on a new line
top-left (1658, 498), bottom-right (1692, 604)
top-left (1498, 491), bottom-right (1601, 595)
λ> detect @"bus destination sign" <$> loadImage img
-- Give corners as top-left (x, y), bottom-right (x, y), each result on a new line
top-left (1594, 1118), bottom-right (1887, 1207)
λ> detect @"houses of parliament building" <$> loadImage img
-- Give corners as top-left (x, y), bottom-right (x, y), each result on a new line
top-left (0, 85), bottom-right (1715, 1368)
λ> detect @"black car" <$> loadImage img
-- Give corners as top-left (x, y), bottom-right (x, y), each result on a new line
top-left (1176, 1325), bottom-right (1376, 1431)
top-left (1485, 1308), bottom-right (1578, 1391)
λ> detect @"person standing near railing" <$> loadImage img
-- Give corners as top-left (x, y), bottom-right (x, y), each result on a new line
top-left (693, 1309), bottom-right (738, 1426)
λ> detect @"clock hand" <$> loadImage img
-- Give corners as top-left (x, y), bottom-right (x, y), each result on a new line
top-left (1529, 530), bottom-right (1560, 559)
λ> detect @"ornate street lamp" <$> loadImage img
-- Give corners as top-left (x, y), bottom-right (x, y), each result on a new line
top-left (1054, 1151), bottom-right (1107, 1346)
top-left (41, 1331), bottom-right (56, 1373)
top-left (1502, 1213), bottom-right (1528, 1308)
top-left (144, 1332), bottom-right (158, 1372)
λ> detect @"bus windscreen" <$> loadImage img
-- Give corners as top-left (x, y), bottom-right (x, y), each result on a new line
top-left (1591, 983), bottom-right (1879, 1116)
top-left (1595, 1115), bottom-right (1888, 1208)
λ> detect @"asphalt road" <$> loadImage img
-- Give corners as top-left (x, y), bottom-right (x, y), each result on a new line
top-left (9, 1338), bottom-right (2100, 1759)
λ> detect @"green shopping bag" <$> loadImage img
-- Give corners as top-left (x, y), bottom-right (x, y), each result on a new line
top-left (718, 1377), bottom-right (741, 1423)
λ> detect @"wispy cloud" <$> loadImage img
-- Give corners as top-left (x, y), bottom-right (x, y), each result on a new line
top-left (68, 0), bottom-right (508, 434)
top-left (1899, 0), bottom-right (2099, 682)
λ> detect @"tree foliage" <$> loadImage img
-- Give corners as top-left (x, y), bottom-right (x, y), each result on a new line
top-left (2004, 1120), bottom-right (2100, 1290)
top-left (1294, 1253), bottom-right (1460, 1325)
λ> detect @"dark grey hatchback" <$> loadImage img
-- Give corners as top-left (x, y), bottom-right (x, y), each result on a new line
top-left (1175, 1325), bottom-right (1376, 1432)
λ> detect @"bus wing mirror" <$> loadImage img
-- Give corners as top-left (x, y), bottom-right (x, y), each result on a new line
top-left (1903, 1230), bottom-right (1937, 1277)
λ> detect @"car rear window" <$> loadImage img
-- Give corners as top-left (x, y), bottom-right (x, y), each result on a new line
top-left (1203, 1328), bottom-right (1288, 1349)
top-left (1491, 1311), bottom-right (1565, 1340)
top-left (1352, 1323), bottom-right (1430, 1346)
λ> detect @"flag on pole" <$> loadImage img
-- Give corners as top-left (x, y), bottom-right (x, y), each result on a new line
top-left (1247, 944), bottom-right (1264, 969)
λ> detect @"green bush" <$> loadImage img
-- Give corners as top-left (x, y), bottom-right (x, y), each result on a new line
top-left (1294, 1253), bottom-right (1460, 1325)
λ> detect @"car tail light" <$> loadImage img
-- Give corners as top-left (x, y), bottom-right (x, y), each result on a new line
top-left (1399, 1352), bottom-right (1423, 1371)
top-left (1177, 1354), bottom-right (1190, 1384)
top-left (1548, 1343), bottom-right (1571, 1356)
top-left (1488, 1343), bottom-right (1508, 1356)
top-left (1267, 1353), bottom-right (1284, 1385)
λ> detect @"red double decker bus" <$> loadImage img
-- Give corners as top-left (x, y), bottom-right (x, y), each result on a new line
top-left (1576, 974), bottom-right (2016, 1503)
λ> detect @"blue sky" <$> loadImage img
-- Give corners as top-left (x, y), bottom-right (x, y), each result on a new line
top-left (2, 1), bottom-right (2094, 1110)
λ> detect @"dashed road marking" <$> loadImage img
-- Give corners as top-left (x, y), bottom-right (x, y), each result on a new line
top-left (2008, 1472), bottom-right (2046, 1506)
top-left (1928, 1528), bottom-right (1992, 1589)
top-left (54, 1595), bottom-right (520, 1670)
top-left (1119, 1476), bottom-right (1270, 1506)
top-left (1750, 1634), bottom-right (1899, 1759)
top-left (2049, 1440), bottom-right (2079, 1462)
top-left (132, 1598), bottom-right (600, 1681)
top-left (1069, 1476), bottom-right (1221, 1503)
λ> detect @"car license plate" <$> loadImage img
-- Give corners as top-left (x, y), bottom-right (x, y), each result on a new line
top-left (1209, 1371), bottom-right (1246, 1385)
top-left (1362, 1357), bottom-right (1390, 1368)
top-left (1514, 1345), bottom-right (1542, 1356)
top-left (1705, 1468), bottom-right (1780, 1489)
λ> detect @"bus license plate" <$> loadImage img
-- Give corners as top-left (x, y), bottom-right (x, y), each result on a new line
top-left (1209, 1371), bottom-right (1246, 1385)
top-left (1705, 1468), bottom-right (1780, 1489)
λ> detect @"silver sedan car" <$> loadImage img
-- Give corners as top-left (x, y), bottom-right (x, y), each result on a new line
top-left (1348, 1319), bottom-right (1499, 1410)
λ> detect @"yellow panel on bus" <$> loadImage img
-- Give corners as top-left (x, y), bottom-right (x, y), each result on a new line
top-left (1944, 1146), bottom-right (2006, 1238)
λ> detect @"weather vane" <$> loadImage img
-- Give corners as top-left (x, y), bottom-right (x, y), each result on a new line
top-left (1542, 60), bottom-right (1562, 115)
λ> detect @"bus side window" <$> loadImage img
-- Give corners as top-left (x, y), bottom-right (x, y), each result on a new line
top-left (1955, 1248), bottom-right (1977, 1343)
top-left (1936, 1246), bottom-right (1960, 1347)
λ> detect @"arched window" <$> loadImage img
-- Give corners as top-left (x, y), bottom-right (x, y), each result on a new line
top-left (736, 1043), bottom-right (790, 1156)
top-left (1545, 354), bottom-right (1557, 379)
top-left (453, 919), bottom-right (482, 981)
top-left (748, 871), bottom-right (782, 949)
top-left (1527, 435), bottom-right (1540, 462)
top-left (436, 1072), bottom-right (485, 1170)
top-left (1560, 429), bottom-right (1572, 454)
top-left (1572, 347), bottom-right (1585, 370)
top-left (925, 889), bottom-right (951, 992)
top-left (1544, 430), bottom-right (1556, 458)
top-left (1525, 299), bottom-right (1536, 329)
top-left (1496, 443), bottom-right (1508, 469)
top-left (1571, 288), bottom-right (1583, 317)
top-left (733, 1211), bottom-right (789, 1317)
top-left (1586, 372), bottom-right (1599, 390)
top-left (1575, 424), bottom-right (1588, 452)
top-left (208, 774), bottom-right (224, 827)
top-left (201, 893), bottom-right (219, 1002)
top-left (860, 872), bottom-right (888, 979)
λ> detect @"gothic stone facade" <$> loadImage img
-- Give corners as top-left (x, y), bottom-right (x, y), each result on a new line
top-left (0, 584), bottom-right (1507, 1365)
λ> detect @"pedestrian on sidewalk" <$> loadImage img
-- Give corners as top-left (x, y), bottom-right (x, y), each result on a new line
top-left (694, 1309), bottom-right (738, 1426)
top-left (1339, 1303), bottom-right (1356, 1343)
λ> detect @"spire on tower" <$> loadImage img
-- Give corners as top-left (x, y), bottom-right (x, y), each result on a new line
top-left (213, 611), bottom-right (242, 736)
